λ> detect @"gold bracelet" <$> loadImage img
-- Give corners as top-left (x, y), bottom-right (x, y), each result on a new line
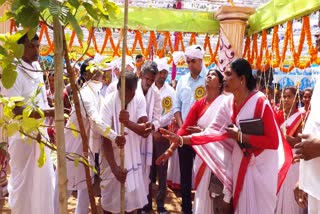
top-left (178, 136), bottom-right (184, 147)
top-left (167, 148), bottom-right (174, 156)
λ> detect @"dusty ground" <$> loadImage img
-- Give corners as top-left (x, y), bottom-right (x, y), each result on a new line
top-left (0, 184), bottom-right (183, 213)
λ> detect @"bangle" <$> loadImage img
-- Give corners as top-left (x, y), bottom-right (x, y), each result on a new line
top-left (237, 130), bottom-right (241, 142)
top-left (178, 136), bottom-right (184, 147)
top-left (239, 131), bottom-right (243, 144)
top-left (167, 148), bottom-right (174, 156)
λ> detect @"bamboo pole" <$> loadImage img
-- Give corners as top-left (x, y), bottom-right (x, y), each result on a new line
top-left (120, 0), bottom-right (129, 213)
top-left (53, 13), bottom-right (68, 214)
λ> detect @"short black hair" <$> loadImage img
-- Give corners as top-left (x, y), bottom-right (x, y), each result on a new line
top-left (141, 61), bottom-right (158, 76)
top-left (135, 54), bottom-right (143, 60)
top-left (17, 33), bottom-right (39, 45)
top-left (80, 58), bottom-right (93, 76)
top-left (117, 71), bottom-right (138, 91)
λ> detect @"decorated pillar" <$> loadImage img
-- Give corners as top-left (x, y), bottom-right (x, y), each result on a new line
top-left (215, 6), bottom-right (255, 71)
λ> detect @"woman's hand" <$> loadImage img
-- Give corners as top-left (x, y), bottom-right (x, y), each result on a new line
top-left (159, 128), bottom-right (180, 144)
top-left (155, 148), bottom-right (174, 166)
top-left (186, 125), bottom-right (203, 134)
top-left (225, 124), bottom-right (239, 141)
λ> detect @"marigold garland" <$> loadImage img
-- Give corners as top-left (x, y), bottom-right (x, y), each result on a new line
top-left (8, 16), bottom-right (320, 70)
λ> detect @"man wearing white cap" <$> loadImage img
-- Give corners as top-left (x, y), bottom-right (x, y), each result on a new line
top-left (105, 56), bottom-right (136, 95)
top-left (172, 45), bottom-right (207, 214)
top-left (143, 58), bottom-right (175, 214)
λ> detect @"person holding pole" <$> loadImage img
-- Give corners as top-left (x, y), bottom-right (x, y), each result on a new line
top-left (100, 72), bottom-right (151, 214)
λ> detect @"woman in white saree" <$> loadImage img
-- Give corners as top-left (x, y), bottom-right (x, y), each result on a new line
top-left (157, 58), bottom-right (293, 214)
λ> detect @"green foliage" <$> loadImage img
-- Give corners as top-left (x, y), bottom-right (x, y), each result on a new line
top-left (37, 142), bottom-right (46, 167)
top-left (0, 0), bottom-right (119, 171)
top-left (69, 121), bottom-right (78, 138)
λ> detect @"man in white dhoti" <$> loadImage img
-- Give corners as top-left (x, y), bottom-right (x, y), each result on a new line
top-left (136, 61), bottom-right (161, 209)
top-left (53, 58), bottom-right (125, 214)
top-left (143, 58), bottom-right (174, 214)
top-left (100, 72), bottom-right (151, 213)
top-left (2, 33), bottom-right (55, 214)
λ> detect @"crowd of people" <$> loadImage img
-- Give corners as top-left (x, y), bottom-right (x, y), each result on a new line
top-left (0, 29), bottom-right (320, 214)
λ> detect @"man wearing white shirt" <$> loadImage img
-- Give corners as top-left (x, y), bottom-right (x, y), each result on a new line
top-left (54, 58), bottom-right (124, 214)
top-left (143, 58), bottom-right (175, 214)
top-left (2, 34), bottom-right (55, 214)
top-left (136, 61), bottom-right (162, 203)
top-left (100, 72), bottom-right (150, 213)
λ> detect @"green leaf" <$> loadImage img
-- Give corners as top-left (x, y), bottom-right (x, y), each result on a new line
top-left (22, 105), bottom-right (33, 118)
top-left (27, 27), bottom-right (38, 41)
top-left (66, 11), bottom-right (83, 41)
top-left (12, 43), bottom-right (24, 59)
top-left (82, 2), bottom-right (99, 20)
top-left (39, 0), bottom-right (50, 11)
top-left (37, 143), bottom-right (46, 167)
top-left (69, 121), bottom-right (78, 138)
top-left (2, 65), bottom-right (18, 89)
top-left (0, 45), bottom-right (8, 56)
top-left (74, 157), bottom-right (79, 167)
top-left (36, 108), bottom-right (44, 118)
top-left (0, 0), bottom-right (6, 6)
top-left (3, 105), bottom-right (14, 120)
top-left (10, 96), bottom-right (25, 102)
top-left (68, 0), bottom-right (80, 9)
top-left (21, 118), bottom-right (40, 133)
top-left (15, 5), bottom-right (40, 29)
top-left (6, 122), bottom-right (19, 137)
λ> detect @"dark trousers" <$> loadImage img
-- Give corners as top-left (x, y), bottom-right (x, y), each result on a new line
top-left (146, 133), bottom-right (170, 208)
top-left (178, 144), bottom-right (195, 214)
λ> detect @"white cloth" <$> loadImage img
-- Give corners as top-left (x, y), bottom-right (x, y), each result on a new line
top-left (105, 80), bottom-right (118, 95)
top-left (167, 150), bottom-right (181, 187)
top-left (231, 92), bottom-right (281, 214)
top-left (193, 94), bottom-right (227, 213)
top-left (308, 195), bottom-right (320, 214)
top-left (100, 91), bottom-right (148, 213)
top-left (136, 80), bottom-right (161, 191)
top-left (3, 60), bottom-right (54, 214)
top-left (300, 76), bottom-right (320, 202)
top-left (185, 45), bottom-right (205, 59)
top-left (64, 80), bottom-right (117, 191)
top-left (276, 112), bottom-right (304, 214)
top-left (154, 58), bottom-right (170, 72)
top-left (151, 82), bottom-right (175, 128)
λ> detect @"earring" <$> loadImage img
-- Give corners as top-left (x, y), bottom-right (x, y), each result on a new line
top-left (240, 82), bottom-right (243, 85)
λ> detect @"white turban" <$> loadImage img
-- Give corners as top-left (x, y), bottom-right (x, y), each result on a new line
top-left (154, 58), bottom-right (169, 72)
top-left (185, 45), bottom-right (205, 59)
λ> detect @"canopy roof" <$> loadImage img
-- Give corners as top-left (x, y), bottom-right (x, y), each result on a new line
top-left (89, 0), bottom-right (320, 35)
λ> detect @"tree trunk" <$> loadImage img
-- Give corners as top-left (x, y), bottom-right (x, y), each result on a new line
top-left (53, 14), bottom-right (68, 214)
top-left (62, 32), bottom-right (98, 214)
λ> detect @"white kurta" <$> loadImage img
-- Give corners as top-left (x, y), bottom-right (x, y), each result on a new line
top-left (137, 81), bottom-right (161, 190)
top-left (3, 60), bottom-right (55, 214)
top-left (300, 77), bottom-right (320, 213)
top-left (100, 91), bottom-right (148, 213)
top-left (65, 81), bottom-right (117, 190)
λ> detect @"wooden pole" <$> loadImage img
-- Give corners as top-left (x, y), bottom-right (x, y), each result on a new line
top-left (120, 0), bottom-right (129, 213)
top-left (53, 11), bottom-right (68, 214)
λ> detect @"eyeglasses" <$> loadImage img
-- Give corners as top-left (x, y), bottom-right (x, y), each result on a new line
top-left (186, 59), bottom-right (197, 64)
